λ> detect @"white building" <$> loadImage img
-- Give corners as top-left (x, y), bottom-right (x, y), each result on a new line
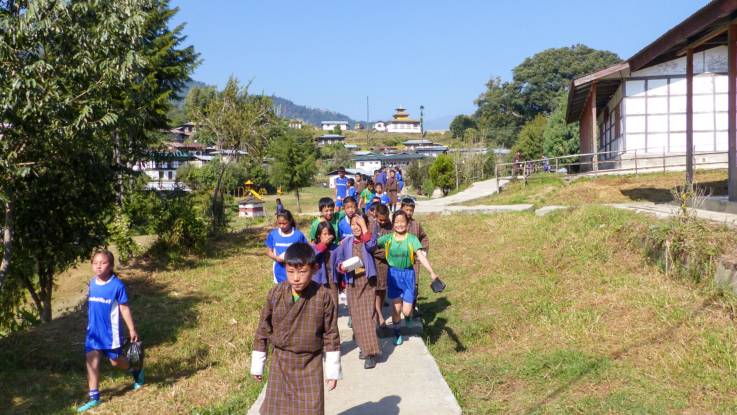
top-left (321, 121), bottom-right (349, 131)
top-left (374, 107), bottom-right (422, 133)
top-left (134, 151), bottom-right (194, 191)
top-left (566, 0), bottom-right (737, 180)
top-left (288, 119), bottom-right (303, 129)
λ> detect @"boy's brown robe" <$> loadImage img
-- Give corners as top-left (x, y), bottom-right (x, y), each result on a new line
top-left (371, 221), bottom-right (393, 291)
top-left (252, 281), bottom-right (341, 415)
top-left (408, 218), bottom-right (429, 301)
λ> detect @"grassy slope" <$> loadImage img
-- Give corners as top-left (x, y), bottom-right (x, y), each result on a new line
top-left (3, 188), bottom-right (737, 413)
top-left (461, 170), bottom-right (728, 208)
top-left (422, 207), bottom-right (737, 414)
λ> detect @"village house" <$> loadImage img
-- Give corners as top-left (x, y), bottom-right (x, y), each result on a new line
top-left (133, 150), bottom-right (194, 191)
top-left (352, 152), bottom-right (428, 172)
top-left (168, 121), bottom-right (198, 142)
top-left (316, 134), bottom-right (346, 146)
top-left (288, 119), bottom-right (303, 129)
top-left (321, 121), bottom-right (349, 131)
top-left (566, 0), bottom-right (737, 199)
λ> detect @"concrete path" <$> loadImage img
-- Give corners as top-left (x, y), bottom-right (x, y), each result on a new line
top-left (247, 303), bottom-right (462, 415)
top-left (610, 202), bottom-right (737, 226)
top-left (414, 178), bottom-right (508, 214)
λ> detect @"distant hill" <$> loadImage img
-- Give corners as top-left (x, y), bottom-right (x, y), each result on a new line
top-left (271, 96), bottom-right (355, 126)
top-left (172, 80), bottom-right (356, 127)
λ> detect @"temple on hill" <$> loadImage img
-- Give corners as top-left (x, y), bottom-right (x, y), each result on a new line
top-left (373, 106), bottom-right (422, 133)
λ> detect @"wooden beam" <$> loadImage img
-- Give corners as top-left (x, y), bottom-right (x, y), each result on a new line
top-left (729, 24), bottom-right (737, 201)
top-left (591, 81), bottom-right (598, 172)
top-left (676, 24), bottom-right (728, 56)
top-left (686, 48), bottom-right (694, 185)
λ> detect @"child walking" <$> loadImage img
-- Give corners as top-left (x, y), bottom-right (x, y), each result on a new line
top-left (359, 180), bottom-right (375, 212)
top-left (251, 243), bottom-right (342, 415)
top-left (377, 210), bottom-right (440, 346)
top-left (401, 197), bottom-right (430, 316)
top-left (311, 221), bottom-right (340, 312)
top-left (334, 166), bottom-right (348, 211)
top-left (373, 183), bottom-right (391, 206)
top-left (266, 210), bottom-right (308, 284)
top-left (308, 197), bottom-right (341, 242)
top-left (77, 249), bottom-right (143, 413)
top-left (371, 204), bottom-right (393, 328)
top-left (336, 214), bottom-right (381, 369)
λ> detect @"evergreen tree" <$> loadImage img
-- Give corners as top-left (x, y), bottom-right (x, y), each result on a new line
top-left (269, 130), bottom-right (318, 213)
top-left (513, 115), bottom-right (548, 160)
top-left (543, 93), bottom-right (580, 157)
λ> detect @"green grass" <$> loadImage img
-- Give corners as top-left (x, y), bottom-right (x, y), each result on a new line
top-left (461, 170), bottom-right (728, 208)
top-left (420, 207), bottom-right (737, 414)
top-left (4, 202), bottom-right (737, 414)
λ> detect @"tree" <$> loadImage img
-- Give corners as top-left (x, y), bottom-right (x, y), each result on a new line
top-left (191, 78), bottom-right (276, 233)
top-left (449, 115), bottom-right (477, 139)
top-left (474, 77), bottom-right (523, 148)
top-left (474, 45), bottom-right (620, 149)
top-left (269, 131), bottom-right (318, 213)
top-left (332, 124), bottom-right (342, 135)
top-left (513, 115), bottom-right (548, 160)
top-left (429, 154), bottom-right (455, 196)
top-left (0, 1), bottom-right (195, 323)
top-left (543, 93), bottom-right (580, 157)
top-left (511, 44), bottom-right (621, 118)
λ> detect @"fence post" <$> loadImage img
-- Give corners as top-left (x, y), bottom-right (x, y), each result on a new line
top-left (495, 164), bottom-right (500, 193)
top-left (634, 149), bottom-right (638, 175)
top-left (663, 147), bottom-right (666, 174)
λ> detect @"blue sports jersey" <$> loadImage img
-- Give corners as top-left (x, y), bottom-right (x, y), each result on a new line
top-left (85, 275), bottom-right (129, 351)
top-left (347, 186), bottom-right (357, 199)
top-left (337, 215), bottom-right (354, 241)
top-left (378, 192), bottom-right (391, 205)
top-left (335, 176), bottom-right (348, 200)
top-left (396, 172), bottom-right (404, 190)
top-left (376, 172), bottom-right (387, 186)
top-left (265, 228), bottom-right (308, 283)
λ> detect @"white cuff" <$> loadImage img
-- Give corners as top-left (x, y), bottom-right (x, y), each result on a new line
top-left (324, 350), bottom-right (342, 380)
top-left (250, 351), bottom-right (266, 376)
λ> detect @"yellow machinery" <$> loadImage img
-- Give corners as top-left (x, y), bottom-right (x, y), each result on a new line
top-left (244, 180), bottom-right (264, 200)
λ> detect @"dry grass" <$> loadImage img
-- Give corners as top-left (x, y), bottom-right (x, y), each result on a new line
top-left (419, 207), bottom-right (737, 414)
top-left (4, 201), bottom-right (737, 414)
top-left (461, 170), bottom-right (728, 208)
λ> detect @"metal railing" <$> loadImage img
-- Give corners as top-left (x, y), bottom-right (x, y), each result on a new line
top-left (495, 147), bottom-right (730, 186)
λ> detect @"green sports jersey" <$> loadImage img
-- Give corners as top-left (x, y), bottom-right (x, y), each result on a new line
top-left (360, 188), bottom-right (374, 204)
top-left (377, 233), bottom-right (423, 269)
top-left (308, 210), bottom-right (345, 242)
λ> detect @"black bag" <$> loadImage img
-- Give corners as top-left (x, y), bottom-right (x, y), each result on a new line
top-left (122, 339), bottom-right (144, 371)
top-left (430, 278), bottom-right (446, 293)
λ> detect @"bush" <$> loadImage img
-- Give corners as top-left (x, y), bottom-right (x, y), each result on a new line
top-left (154, 191), bottom-right (207, 253)
top-left (422, 178), bottom-right (436, 196)
top-left (429, 154), bottom-right (455, 195)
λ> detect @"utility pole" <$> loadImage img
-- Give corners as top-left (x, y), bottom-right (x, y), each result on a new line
top-left (366, 96), bottom-right (370, 148)
top-left (420, 105), bottom-right (425, 138)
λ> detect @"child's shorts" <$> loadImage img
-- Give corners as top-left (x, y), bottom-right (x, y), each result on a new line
top-left (85, 346), bottom-right (123, 360)
top-left (387, 267), bottom-right (416, 304)
top-left (336, 199), bottom-right (344, 208)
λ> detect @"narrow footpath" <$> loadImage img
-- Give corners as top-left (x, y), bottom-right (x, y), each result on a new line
top-left (247, 304), bottom-right (462, 415)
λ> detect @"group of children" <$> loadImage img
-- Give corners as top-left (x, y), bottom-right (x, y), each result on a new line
top-left (254, 190), bottom-right (439, 415)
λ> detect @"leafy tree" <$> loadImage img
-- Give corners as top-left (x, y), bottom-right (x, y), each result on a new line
top-left (449, 115), bottom-right (477, 139)
top-left (191, 78), bottom-right (276, 233)
top-left (184, 85), bottom-right (218, 121)
top-left (269, 130), bottom-right (318, 213)
top-left (332, 124), bottom-right (343, 135)
top-left (513, 115), bottom-right (548, 160)
top-left (474, 77), bottom-right (523, 148)
top-left (543, 93), bottom-right (580, 157)
top-left (406, 160), bottom-right (431, 190)
top-left (512, 44), bottom-right (621, 118)
top-left (475, 45), bottom-right (620, 149)
top-left (0, 1), bottom-right (195, 324)
top-left (429, 154), bottom-right (455, 196)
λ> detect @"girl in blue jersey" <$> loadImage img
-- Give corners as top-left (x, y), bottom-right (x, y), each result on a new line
top-left (265, 209), bottom-right (308, 283)
top-left (77, 249), bottom-right (143, 413)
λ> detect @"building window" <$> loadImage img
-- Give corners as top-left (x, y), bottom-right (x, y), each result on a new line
top-left (168, 171), bottom-right (173, 180)
top-left (158, 171), bottom-right (163, 179)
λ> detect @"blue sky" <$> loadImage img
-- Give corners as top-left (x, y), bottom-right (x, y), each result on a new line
top-left (170, 0), bottom-right (707, 125)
